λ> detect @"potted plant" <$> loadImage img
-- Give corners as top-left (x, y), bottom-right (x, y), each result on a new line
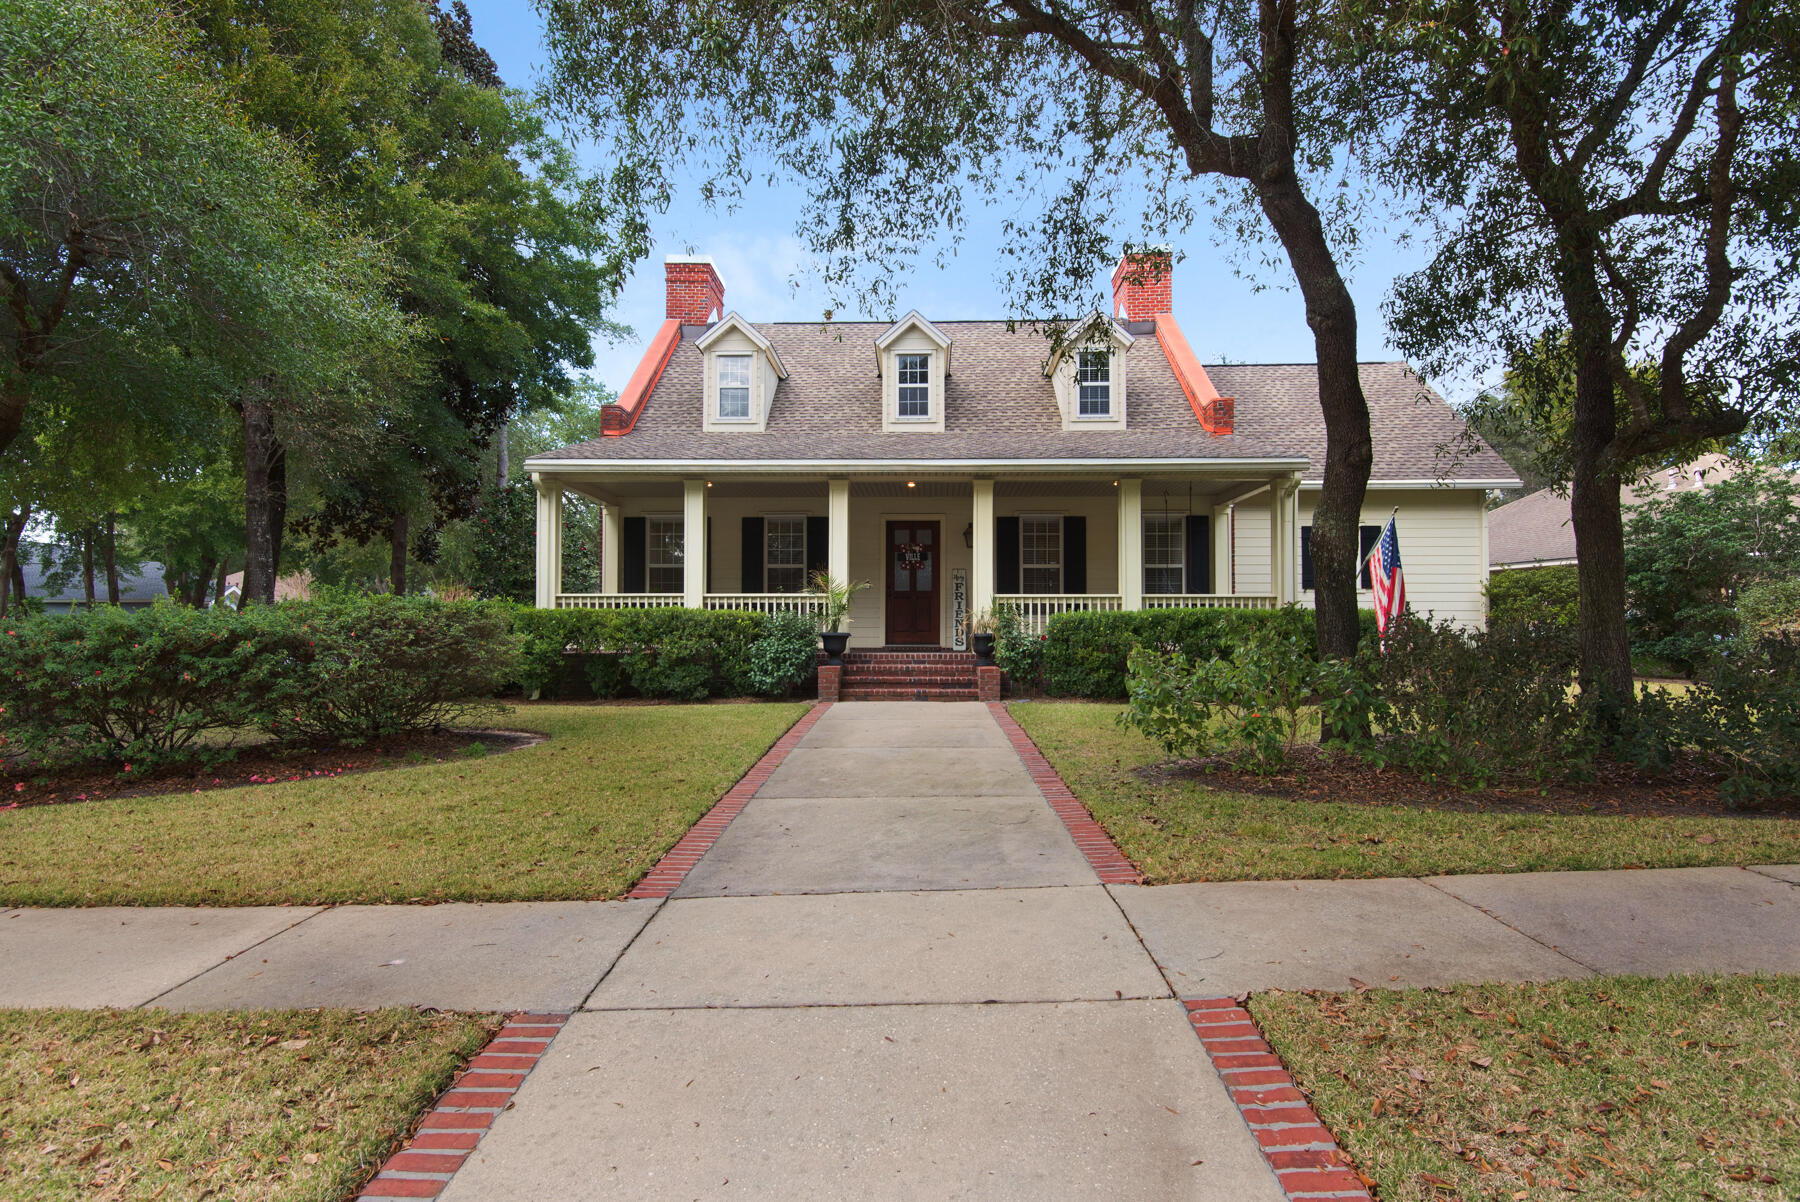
top-left (964, 608), bottom-right (998, 665)
top-left (809, 570), bottom-right (869, 663)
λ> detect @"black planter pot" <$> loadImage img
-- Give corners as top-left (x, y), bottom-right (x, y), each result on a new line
top-left (820, 631), bottom-right (851, 664)
top-left (971, 632), bottom-right (997, 665)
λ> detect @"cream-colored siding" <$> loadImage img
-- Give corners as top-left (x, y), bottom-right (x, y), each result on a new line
top-left (1228, 488), bottom-right (1489, 627)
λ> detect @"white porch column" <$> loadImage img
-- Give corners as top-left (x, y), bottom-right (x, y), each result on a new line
top-left (1268, 476), bottom-right (1300, 604)
top-left (600, 502), bottom-right (621, 595)
top-left (533, 476), bottom-right (564, 609)
top-left (1211, 503), bottom-right (1232, 595)
top-left (1117, 478), bottom-right (1143, 610)
top-left (971, 477), bottom-right (995, 614)
top-left (682, 478), bottom-right (707, 608)
top-left (828, 477), bottom-right (850, 587)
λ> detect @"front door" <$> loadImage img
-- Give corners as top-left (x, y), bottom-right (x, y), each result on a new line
top-left (885, 520), bottom-right (940, 645)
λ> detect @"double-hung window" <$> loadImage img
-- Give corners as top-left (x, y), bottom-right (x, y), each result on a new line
top-left (1142, 514), bottom-right (1185, 594)
top-left (896, 353), bottom-right (930, 419)
top-left (1021, 515), bottom-right (1062, 593)
top-left (1076, 350), bottom-right (1112, 417)
top-left (717, 354), bottom-right (752, 420)
top-left (764, 516), bottom-right (807, 593)
top-left (647, 516), bottom-right (684, 593)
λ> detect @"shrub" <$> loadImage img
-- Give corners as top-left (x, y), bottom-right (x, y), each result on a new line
top-left (1119, 621), bottom-right (1364, 774)
top-left (0, 603), bottom-right (282, 770)
top-left (1355, 616), bottom-right (1589, 785)
top-left (992, 603), bottom-right (1043, 684)
top-left (747, 612), bottom-right (819, 697)
top-left (1632, 633), bottom-right (1800, 808)
top-left (262, 593), bottom-right (518, 742)
top-left (1033, 606), bottom-right (1366, 698)
top-left (1486, 564), bottom-right (1579, 628)
top-left (1739, 579), bottom-right (1800, 635)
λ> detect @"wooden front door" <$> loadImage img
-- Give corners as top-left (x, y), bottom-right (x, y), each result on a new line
top-left (885, 520), bottom-right (940, 645)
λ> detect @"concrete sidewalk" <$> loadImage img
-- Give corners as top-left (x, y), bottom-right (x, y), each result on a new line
top-left (4, 699), bottom-right (1797, 1201)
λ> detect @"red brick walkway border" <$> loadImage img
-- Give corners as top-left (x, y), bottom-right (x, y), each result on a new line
top-left (987, 701), bottom-right (1143, 885)
top-left (1184, 999), bottom-right (1374, 1201)
top-left (358, 1012), bottom-right (570, 1200)
top-left (626, 702), bottom-right (833, 900)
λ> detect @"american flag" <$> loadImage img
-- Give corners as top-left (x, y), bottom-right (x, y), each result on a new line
top-left (1370, 516), bottom-right (1405, 645)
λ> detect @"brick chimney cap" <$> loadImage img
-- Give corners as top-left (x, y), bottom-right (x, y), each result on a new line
top-left (664, 253), bottom-right (716, 265)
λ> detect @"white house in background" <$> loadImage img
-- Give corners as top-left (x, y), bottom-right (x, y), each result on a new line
top-left (524, 252), bottom-right (1518, 646)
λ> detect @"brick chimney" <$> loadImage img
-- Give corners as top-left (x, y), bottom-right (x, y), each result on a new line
top-left (665, 255), bottom-right (725, 324)
top-left (1111, 247), bottom-right (1173, 321)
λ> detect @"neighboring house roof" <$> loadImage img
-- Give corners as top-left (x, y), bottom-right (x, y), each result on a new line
top-left (1487, 454), bottom-right (1792, 568)
top-left (18, 547), bottom-right (167, 605)
top-left (1488, 488), bottom-right (1579, 568)
top-left (222, 571), bottom-right (313, 603)
top-left (534, 321), bottom-right (1513, 481)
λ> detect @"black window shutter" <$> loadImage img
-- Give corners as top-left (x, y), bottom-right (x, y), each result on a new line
top-left (1300, 525), bottom-right (1314, 592)
top-left (623, 516), bottom-right (647, 592)
top-left (741, 517), bottom-right (764, 592)
top-left (1063, 516), bottom-right (1087, 593)
top-left (706, 516), bottom-right (713, 594)
top-left (1184, 514), bottom-right (1210, 593)
top-left (806, 516), bottom-right (829, 582)
top-left (1359, 525), bottom-right (1381, 590)
top-left (996, 516), bottom-right (1020, 594)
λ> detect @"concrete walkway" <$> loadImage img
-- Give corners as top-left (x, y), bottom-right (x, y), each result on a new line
top-left (4, 700), bottom-right (1798, 1200)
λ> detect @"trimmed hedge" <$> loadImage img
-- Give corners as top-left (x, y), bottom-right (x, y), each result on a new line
top-left (0, 596), bottom-right (516, 770)
top-left (500, 604), bottom-right (816, 701)
top-left (1486, 565), bottom-right (1579, 629)
top-left (1011, 606), bottom-right (1377, 699)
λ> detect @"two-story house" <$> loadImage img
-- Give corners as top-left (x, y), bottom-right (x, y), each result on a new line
top-left (525, 252), bottom-right (1516, 651)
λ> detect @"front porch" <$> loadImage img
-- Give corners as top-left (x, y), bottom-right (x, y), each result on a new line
top-left (531, 472), bottom-right (1303, 644)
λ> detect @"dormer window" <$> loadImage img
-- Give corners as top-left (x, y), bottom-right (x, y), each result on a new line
top-left (718, 354), bottom-right (753, 420)
top-left (897, 354), bottom-right (931, 419)
top-left (1076, 351), bottom-right (1112, 417)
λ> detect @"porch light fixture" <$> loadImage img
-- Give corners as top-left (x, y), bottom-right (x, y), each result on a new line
top-left (906, 480), bottom-right (916, 488)
top-left (962, 523), bottom-right (973, 549)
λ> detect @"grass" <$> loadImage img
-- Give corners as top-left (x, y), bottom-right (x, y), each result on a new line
top-left (1009, 702), bottom-right (1800, 882)
top-left (0, 702), bottom-right (810, 906)
top-left (1251, 975), bottom-right (1800, 1201)
top-left (0, 1006), bottom-right (500, 1201)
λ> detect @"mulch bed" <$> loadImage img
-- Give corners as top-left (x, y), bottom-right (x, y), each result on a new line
top-left (1142, 746), bottom-right (1798, 818)
top-left (1, 728), bottom-right (538, 810)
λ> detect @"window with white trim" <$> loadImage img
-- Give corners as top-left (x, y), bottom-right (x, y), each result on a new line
top-left (765, 515), bottom-right (806, 593)
top-left (647, 515), bottom-right (684, 593)
top-left (1076, 350), bottom-right (1112, 417)
top-left (1021, 515), bottom-right (1062, 593)
top-left (1143, 514), bottom-right (1184, 594)
top-left (896, 353), bottom-right (930, 418)
top-left (717, 354), bottom-right (752, 420)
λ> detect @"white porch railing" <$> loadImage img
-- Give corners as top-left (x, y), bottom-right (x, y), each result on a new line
top-left (1143, 594), bottom-right (1278, 610)
top-left (555, 593), bottom-right (676, 609)
top-left (703, 593), bottom-right (829, 619)
top-left (997, 594), bottom-right (1123, 635)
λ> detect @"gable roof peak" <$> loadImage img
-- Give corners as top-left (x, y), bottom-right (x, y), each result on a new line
top-left (874, 310), bottom-right (953, 375)
top-left (694, 310), bottom-right (788, 377)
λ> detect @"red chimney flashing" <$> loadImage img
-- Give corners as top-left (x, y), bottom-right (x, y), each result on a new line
top-left (1112, 249), bottom-right (1173, 321)
top-left (1153, 314), bottom-right (1234, 435)
top-left (665, 257), bottom-right (724, 324)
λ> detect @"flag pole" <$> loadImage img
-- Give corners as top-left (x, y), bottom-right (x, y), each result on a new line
top-left (1357, 506), bottom-right (1399, 576)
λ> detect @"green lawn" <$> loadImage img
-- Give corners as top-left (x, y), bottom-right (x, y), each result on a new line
top-left (1010, 702), bottom-right (1800, 882)
top-left (0, 702), bottom-right (810, 906)
top-left (1252, 975), bottom-right (1800, 1201)
top-left (0, 1007), bottom-right (500, 1202)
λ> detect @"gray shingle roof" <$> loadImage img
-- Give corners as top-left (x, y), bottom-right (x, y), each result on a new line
top-left (532, 320), bottom-right (1514, 481)
top-left (1487, 488), bottom-right (1578, 567)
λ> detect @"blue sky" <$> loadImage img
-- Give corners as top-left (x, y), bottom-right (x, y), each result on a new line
top-left (462, 1), bottom-right (1455, 399)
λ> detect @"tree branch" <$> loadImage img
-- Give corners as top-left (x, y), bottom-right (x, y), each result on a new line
top-left (1570, 0), bottom-right (1694, 174)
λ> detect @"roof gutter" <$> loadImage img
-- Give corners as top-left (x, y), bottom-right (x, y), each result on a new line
top-left (1298, 477), bottom-right (1524, 490)
top-left (523, 455), bottom-right (1312, 476)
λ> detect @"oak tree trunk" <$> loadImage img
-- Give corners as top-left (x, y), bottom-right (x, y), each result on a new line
top-left (390, 512), bottom-right (409, 595)
top-left (188, 557), bottom-right (217, 608)
top-left (1256, 176), bottom-right (1375, 674)
top-left (240, 393), bottom-right (286, 608)
top-left (82, 530), bottom-right (96, 603)
top-left (0, 506), bottom-right (26, 615)
top-left (103, 512), bottom-right (119, 604)
top-left (214, 559), bottom-right (231, 608)
top-left (495, 419), bottom-right (509, 486)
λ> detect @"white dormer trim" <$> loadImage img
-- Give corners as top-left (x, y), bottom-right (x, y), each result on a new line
top-left (698, 312), bottom-right (786, 432)
top-left (876, 311), bottom-right (952, 433)
top-left (1045, 313), bottom-right (1135, 432)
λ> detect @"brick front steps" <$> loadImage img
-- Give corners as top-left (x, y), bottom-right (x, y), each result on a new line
top-left (988, 702), bottom-right (1143, 884)
top-left (357, 1012), bottom-right (571, 1200)
top-left (839, 648), bottom-right (978, 701)
top-left (1184, 999), bottom-right (1375, 1201)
